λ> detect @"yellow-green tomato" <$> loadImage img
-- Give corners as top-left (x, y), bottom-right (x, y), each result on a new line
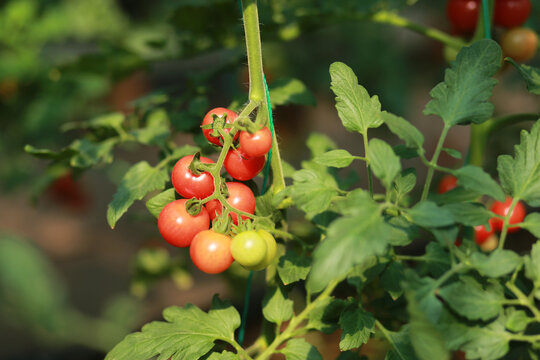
top-left (231, 231), bottom-right (267, 267)
top-left (247, 230), bottom-right (278, 271)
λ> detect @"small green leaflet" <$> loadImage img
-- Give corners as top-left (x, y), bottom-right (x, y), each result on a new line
top-left (441, 147), bottom-right (461, 159)
top-left (131, 109), bottom-right (171, 147)
top-left (382, 112), bottom-right (424, 150)
top-left (498, 120), bottom-right (540, 206)
top-left (306, 297), bottom-right (348, 334)
top-left (262, 287), bottom-right (293, 324)
top-left (453, 165), bottom-right (505, 201)
top-left (107, 161), bottom-right (169, 228)
top-left (368, 138), bottom-right (401, 189)
top-left (105, 297), bottom-right (240, 360)
top-left (277, 251), bottom-right (311, 285)
top-left (146, 189), bottom-right (176, 219)
top-left (443, 202), bottom-right (491, 226)
top-left (206, 351), bottom-right (239, 360)
top-left (424, 39), bottom-right (501, 126)
top-left (407, 201), bottom-right (454, 228)
top-left (525, 242), bottom-right (540, 286)
top-left (268, 78), bottom-right (317, 108)
top-left (329, 62), bottom-right (383, 134)
top-left (306, 132), bottom-right (337, 158)
top-left (522, 213), bottom-right (540, 237)
top-left (313, 149), bottom-right (357, 168)
top-left (280, 338), bottom-right (323, 360)
top-left (384, 326), bottom-right (418, 360)
top-left (308, 190), bottom-right (389, 292)
top-left (394, 168), bottom-right (417, 197)
top-left (438, 276), bottom-right (504, 321)
top-left (70, 138), bottom-right (117, 168)
top-left (506, 58), bottom-right (540, 95)
top-left (470, 249), bottom-right (521, 278)
top-left (380, 262), bottom-right (405, 299)
top-left (61, 112), bottom-right (125, 133)
top-left (339, 307), bottom-right (375, 351)
top-left (505, 308), bottom-right (531, 333)
top-left (290, 168), bottom-right (339, 219)
top-left (24, 144), bottom-right (76, 161)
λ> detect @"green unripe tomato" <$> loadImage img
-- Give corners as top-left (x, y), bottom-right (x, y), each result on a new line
top-left (247, 230), bottom-right (278, 271)
top-left (231, 231), bottom-right (267, 267)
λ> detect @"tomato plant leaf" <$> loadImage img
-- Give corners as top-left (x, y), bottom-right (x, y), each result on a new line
top-left (290, 168), bottom-right (339, 219)
top-left (525, 242), bottom-right (540, 287)
top-left (330, 62), bottom-right (383, 134)
top-left (439, 276), bottom-right (504, 321)
top-left (306, 132), bottom-right (337, 158)
top-left (107, 161), bottom-right (169, 228)
top-left (470, 249), bottom-right (521, 278)
top-left (497, 120), bottom-right (540, 206)
top-left (313, 149), bottom-right (356, 168)
top-left (424, 39), bottom-right (501, 126)
top-left (277, 251), bottom-right (311, 285)
top-left (384, 326), bottom-right (418, 360)
top-left (146, 188), bottom-right (176, 219)
top-left (62, 112), bottom-right (125, 133)
top-left (454, 165), bottom-right (505, 201)
top-left (280, 338), bottom-right (322, 360)
top-left (441, 147), bottom-right (461, 159)
top-left (430, 186), bottom-right (481, 205)
top-left (307, 297), bottom-right (348, 334)
top-left (394, 168), bottom-right (417, 197)
top-left (130, 109), bottom-right (171, 147)
top-left (382, 112), bottom-right (424, 150)
top-left (442, 202), bottom-right (491, 226)
top-left (368, 138), bottom-right (401, 189)
top-left (505, 58), bottom-right (540, 95)
top-left (262, 286), bottom-right (293, 324)
top-left (380, 262), bottom-right (405, 300)
top-left (407, 201), bottom-right (454, 228)
top-left (69, 138), bottom-right (117, 168)
top-left (206, 351), bottom-right (239, 360)
top-left (24, 144), bottom-right (76, 161)
top-left (505, 308), bottom-right (531, 333)
top-left (268, 78), bottom-right (317, 107)
top-left (522, 213), bottom-right (540, 238)
top-left (308, 190), bottom-right (389, 292)
top-left (105, 296), bottom-right (240, 360)
top-left (423, 243), bottom-right (451, 277)
top-left (339, 307), bottom-right (375, 351)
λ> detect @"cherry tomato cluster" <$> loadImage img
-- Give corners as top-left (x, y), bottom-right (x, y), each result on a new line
top-left (438, 175), bottom-right (527, 247)
top-left (446, 0), bottom-right (537, 62)
top-left (157, 107), bottom-right (276, 274)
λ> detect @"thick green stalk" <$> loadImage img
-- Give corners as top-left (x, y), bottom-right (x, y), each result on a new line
top-left (242, 0), bottom-right (265, 103)
top-left (468, 121), bottom-right (491, 167)
top-left (421, 124), bottom-right (451, 201)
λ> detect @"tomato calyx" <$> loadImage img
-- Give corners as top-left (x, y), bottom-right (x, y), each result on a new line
top-left (185, 198), bottom-right (204, 216)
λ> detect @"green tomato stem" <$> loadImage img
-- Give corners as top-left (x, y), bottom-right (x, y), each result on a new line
top-left (363, 131), bottom-right (374, 197)
top-left (421, 124), bottom-right (451, 201)
top-left (242, 0), bottom-right (265, 103)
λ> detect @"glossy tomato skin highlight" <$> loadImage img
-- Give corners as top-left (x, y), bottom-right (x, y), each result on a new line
top-left (190, 230), bottom-right (234, 274)
top-left (491, 198), bottom-right (526, 233)
top-left (494, 0), bottom-right (532, 28)
top-left (171, 155), bottom-right (215, 199)
top-left (158, 199), bottom-right (210, 247)
top-left (238, 127), bottom-right (273, 158)
top-left (202, 107), bottom-right (239, 146)
top-left (437, 174), bottom-right (458, 194)
top-left (205, 182), bottom-right (256, 224)
top-left (500, 28), bottom-right (538, 62)
top-left (224, 149), bottom-right (265, 181)
top-left (446, 0), bottom-right (480, 34)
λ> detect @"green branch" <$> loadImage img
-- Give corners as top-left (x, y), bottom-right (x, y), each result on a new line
top-left (421, 124), bottom-right (451, 201)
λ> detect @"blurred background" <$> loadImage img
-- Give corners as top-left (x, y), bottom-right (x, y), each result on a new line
top-left (0, 0), bottom-right (539, 359)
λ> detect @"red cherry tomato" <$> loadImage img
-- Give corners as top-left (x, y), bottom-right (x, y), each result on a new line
top-left (491, 198), bottom-right (526, 233)
top-left (205, 182), bottom-right (256, 224)
top-left (202, 107), bottom-right (239, 146)
top-left (437, 175), bottom-right (458, 194)
top-left (171, 155), bottom-right (215, 199)
top-left (224, 149), bottom-right (265, 181)
top-left (48, 172), bottom-right (88, 212)
top-left (190, 230), bottom-right (234, 274)
top-left (446, 0), bottom-right (480, 35)
top-left (494, 0), bottom-right (531, 28)
top-left (158, 199), bottom-right (210, 247)
top-left (474, 218), bottom-right (496, 245)
top-left (500, 28), bottom-right (538, 62)
top-left (238, 127), bottom-right (273, 158)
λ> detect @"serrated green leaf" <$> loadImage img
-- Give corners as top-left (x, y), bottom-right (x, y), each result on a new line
top-left (105, 297), bottom-right (240, 360)
top-left (382, 112), bottom-right (424, 150)
top-left (62, 112), bottom-right (125, 132)
top-left (497, 120), bottom-right (540, 206)
top-left (439, 276), bottom-right (504, 321)
top-left (339, 307), bottom-right (375, 351)
top-left (384, 326), bottom-right (418, 360)
top-left (368, 138), bottom-right (401, 189)
top-left (386, 216), bottom-right (418, 247)
top-left (525, 242), bottom-right (540, 285)
top-left (262, 287), bottom-right (293, 324)
top-left (330, 62), bottom-right (383, 134)
top-left (290, 168), bottom-right (339, 219)
top-left (470, 249), bottom-right (521, 278)
top-left (69, 138), bottom-right (117, 168)
top-left (306, 297), bottom-right (348, 334)
top-left (277, 251), bottom-right (311, 285)
top-left (107, 161), bottom-right (169, 228)
top-left (381, 262), bottom-right (405, 300)
top-left (24, 144), bottom-right (76, 160)
top-left (146, 189), bottom-right (176, 219)
top-left (423, 242), bottom-right (451, 277)
top-left (522, 213), bottom-right (540, 237)
top-left (206, 351), bottom-right (239, 360)
top-left (280, 338), bottom-right (322, 360)
top-left (131, 109), bottom-right (170, 146)
top-left (505, 308), bottom-right (531, 333)
top-left (394, 168), bottom-right (417, 197)
top-left (313, 149), bottom-right (356, 168)
top-left (443, 202), bottom-right (491, 226)
top-left (506, 58), bottom-right (540, 95)
top-left (424, 39), bottom-right (501, 126)
top-left (407, 201), bottom-right (454, 228)
top-left (308, 191), bottom-right (389, 292)
top-left (441, 147), bottom-right (462, 159)
top-left (269, 78), bottom-right (316, 107)
top-left (454, 165), bottom-right (505, 201)
top-left (430, 186), bottom-right (482, 205)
